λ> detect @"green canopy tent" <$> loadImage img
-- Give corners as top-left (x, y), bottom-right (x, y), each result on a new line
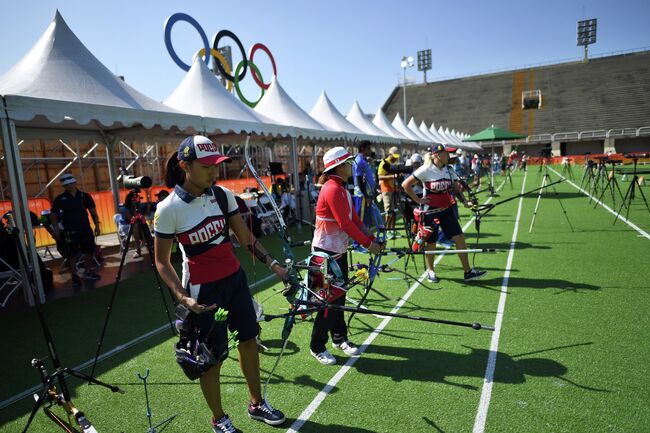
top-left (465, 125), bottom-right (527, 194)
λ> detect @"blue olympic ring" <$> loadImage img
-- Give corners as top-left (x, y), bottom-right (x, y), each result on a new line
top-left (164, 13), bottom-right (210, 71)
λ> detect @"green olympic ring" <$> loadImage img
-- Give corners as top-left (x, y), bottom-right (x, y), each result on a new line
top-left (234, 60), bottom-right (265, 108)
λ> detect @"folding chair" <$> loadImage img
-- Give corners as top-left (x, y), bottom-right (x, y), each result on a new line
top-left (255, 194), bottom-right (278, 235)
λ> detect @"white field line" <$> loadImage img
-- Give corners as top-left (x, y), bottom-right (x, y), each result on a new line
top-left (472, 170), bottom-right (528, 433)
top-left (548, 166), bottom-right (649, 240)
top-left (0, 273), bottom-right (277, 410)
top-left (288, 178), bottom-right (508, 433)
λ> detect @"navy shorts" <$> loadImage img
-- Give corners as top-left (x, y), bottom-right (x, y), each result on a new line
top-left (422, 206), bottom-right (463, 242)
top-left (63, 229), bottom-right (96, 257)
top-left (187, 267), bottom-right (259, 361)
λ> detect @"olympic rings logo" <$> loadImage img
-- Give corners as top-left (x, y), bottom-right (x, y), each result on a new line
top-left (163, 13), bottom-right (277, 108)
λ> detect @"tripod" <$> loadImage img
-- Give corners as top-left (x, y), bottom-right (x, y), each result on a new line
top-left (579, 159), bottom-right (596, 191)
top-left (595, 159), bottom-right (627, 210)
top-left (529, 164), bottom-right (575, 233)
top-left (561, 158), bottom-right (574, 180)
top-left (137, 368), bottom-right (177, 432)
top-left (6, 225), bottom-right (121, 433)
top-left (90, 200), bottom-right (176, 379)
top-left (614, 158), bottom-right (650, 224)
top-left (589, 158), bottom-right (609, 201)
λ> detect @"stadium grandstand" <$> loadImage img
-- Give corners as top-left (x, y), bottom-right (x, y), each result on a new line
top-left (382, 49), bottom-right (650, 156)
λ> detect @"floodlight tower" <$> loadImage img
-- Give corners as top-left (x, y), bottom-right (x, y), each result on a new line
top-left (401, 55), bottom-right (414, 119)
top-left (417, 49), bottom-right (432, 84)
top-left (577, 18), bottom-right (597, 63)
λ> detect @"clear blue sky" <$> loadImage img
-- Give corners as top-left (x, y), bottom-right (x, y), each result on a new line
top-left (1, 0), bottom-right (649, 116)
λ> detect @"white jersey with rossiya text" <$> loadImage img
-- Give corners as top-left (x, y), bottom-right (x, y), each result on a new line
top-left (154, 185), bottom-right (240, 287)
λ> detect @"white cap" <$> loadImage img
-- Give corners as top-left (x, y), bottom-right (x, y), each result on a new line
top-left (60, 173), bottom-right (77, 186)
top-left (323, 147), bottom-right (354, 172)
top-left (410, 153), bottom-right (423, 163)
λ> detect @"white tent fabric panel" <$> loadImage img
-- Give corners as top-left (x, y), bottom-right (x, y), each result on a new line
top-left (391, 113), bottom-right (421, 142)
top-left (309, 91), bottom-right (363, 134)
top-left (419, 121), bottom-right (440, 143)
top-left (372, 109), bottom-right (410, 141)
top-left (0, 11), bottom-right (177, 114)
top-left (163, 58), bottom-right (292, 137)
top-left (345, 101), bottom-right (397, 143)
top-left (407, 117), bottom-right (432, 143)
top-left (254, 77), bottom-right (343, 140)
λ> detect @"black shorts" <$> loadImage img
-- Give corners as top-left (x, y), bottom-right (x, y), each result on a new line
top-left (189, 267), bottom-right (259, 362)
top-left (422, 206), bottom-right (463, 242)
top-left (63, 229), bottom-right (95, 257)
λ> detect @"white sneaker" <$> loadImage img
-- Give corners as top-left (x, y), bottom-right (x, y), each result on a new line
top-left (310, 349), bottom-right (336, 365)
top-left (427, 270), bottom-right (440, 283)
top-left (332, 341), bottom-right (360, 356)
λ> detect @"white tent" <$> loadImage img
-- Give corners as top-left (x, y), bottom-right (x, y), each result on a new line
top-left (255, 77), bottom-right (346, 141)
top-left (346, 101), bottom-right (397, 143)
top-left (0, 11), bottom-right (203, 131)
top-left (309, 91), bottom-right (362, 134)
top-left (391, 113), bottom-right (422, 142)
top-left (419, 121), bottom-right (440, 143)
top-left (407, 117), bottom-right (432, 144)
top-left (372, 109), bottom-right (410, 141)
top-left (163, 57), bottom-right (291, 137)
top-left (0, 10), bottom-right (210, 304)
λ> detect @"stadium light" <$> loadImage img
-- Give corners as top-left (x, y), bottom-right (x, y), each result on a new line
top-left (401, 55), bottom-right (414, 119)
top-left (417, 49), bottom-right (432, 83)
top-left (577, 18), bottom-right (597, 62)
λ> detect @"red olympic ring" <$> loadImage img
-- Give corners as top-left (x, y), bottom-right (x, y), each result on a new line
top-left (248, 43), bottom-right (277, 90)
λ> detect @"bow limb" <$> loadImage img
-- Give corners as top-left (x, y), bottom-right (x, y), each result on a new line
top-left (244, 135), bottom-right (306, 400)
top-left (347, 201), bottom-right (386, 328)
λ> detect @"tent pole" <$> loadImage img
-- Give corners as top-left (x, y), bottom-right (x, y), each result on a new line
top-left (291, 137), bottom-right (301, 229)
top-left (104, 137), bottom-right (121, 212)
top-left (1, 105), bottom-right (45, 305)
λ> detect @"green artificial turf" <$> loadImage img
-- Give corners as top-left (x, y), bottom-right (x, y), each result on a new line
top-left (1, 166), bottom-right (648, 433)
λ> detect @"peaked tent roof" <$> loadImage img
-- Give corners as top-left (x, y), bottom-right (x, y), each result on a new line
top-left (163, 58), bottom-right (290, 137)
top-left (309, 91), bottom-right (363, 134)
top-left (392, 113), bottom-right (422, 142)
top-left (407, 117), bottom-right (432, 143)
top-left (419, 121), bottom-right (440, 143)
top-left (0, 10), bottom-right (205, 131)
top-left (372, 109), bottom-right (410, 141)
top-left (346, 101), bottom-right (397, 143)
top-left (255, 77), bottom-right (342, 140)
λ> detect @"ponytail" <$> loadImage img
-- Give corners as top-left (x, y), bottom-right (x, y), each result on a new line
top-left (164, 151), bottom-right (186, 188)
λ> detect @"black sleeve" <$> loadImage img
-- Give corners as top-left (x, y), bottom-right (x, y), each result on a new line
top-left (51, 196), bottom-right (61, 213)
top-left (83, 192), bottom-right (96, 210)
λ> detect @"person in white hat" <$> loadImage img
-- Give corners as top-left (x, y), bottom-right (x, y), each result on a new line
top-left (401, 144), bottom-right (487, 283)
top-left (153, 135), bottom-right (287, 431)
top-left (50, 172), bottom-right (102, 287)
top-left (310, 146), bottom-right (383, 365)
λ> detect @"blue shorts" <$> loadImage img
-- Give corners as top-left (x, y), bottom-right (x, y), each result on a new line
top-left (422, 206), bottom-right (463, 242)
top-left (187, 267), bottom-right (259, 361)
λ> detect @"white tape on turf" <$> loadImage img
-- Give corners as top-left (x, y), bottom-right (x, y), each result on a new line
top-left (288, 178), bottom-right (508, 433)
top-left (472, 170), bottom-right (528, 433)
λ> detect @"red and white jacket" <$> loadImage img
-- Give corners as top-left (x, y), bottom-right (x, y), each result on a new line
top-left (312, 176), bottom-right (373, 254)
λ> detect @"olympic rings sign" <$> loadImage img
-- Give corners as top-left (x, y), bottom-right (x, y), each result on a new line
top-left (163, 13), bottom-right (277, 108)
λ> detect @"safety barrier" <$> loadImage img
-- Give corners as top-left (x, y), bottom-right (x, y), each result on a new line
top-left (0, 176), bottom-right (272, 248)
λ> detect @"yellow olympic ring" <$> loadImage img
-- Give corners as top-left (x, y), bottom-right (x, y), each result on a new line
top-left (194, 48), bottom-right (233, 92)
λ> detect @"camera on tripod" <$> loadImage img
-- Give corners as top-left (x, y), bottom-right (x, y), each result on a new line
top-left (122, 175), bottom-right (152, 190)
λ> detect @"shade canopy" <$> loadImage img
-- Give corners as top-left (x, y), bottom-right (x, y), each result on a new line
top-left (465, 125), bottom-right (527, 142)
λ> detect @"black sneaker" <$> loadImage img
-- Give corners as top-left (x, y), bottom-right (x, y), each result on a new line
top-left (248, 399), bottom-right (286, 426)
top-left (72, 274), bottom-right (82, 287)
top-left (464, 269), bottom-right (487, 281)
top-left (82, 271), bottom-right (101, 281)
top-left (211, 415), bottom-right (240, 433)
